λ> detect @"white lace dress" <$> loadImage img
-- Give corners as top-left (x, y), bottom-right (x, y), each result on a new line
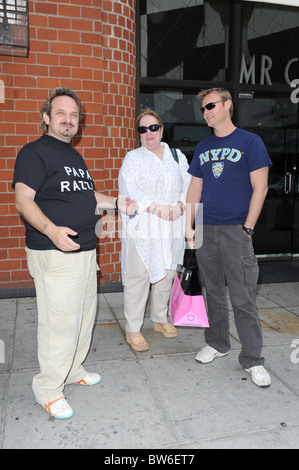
top-left (118, 142), bottom-right (191, 284)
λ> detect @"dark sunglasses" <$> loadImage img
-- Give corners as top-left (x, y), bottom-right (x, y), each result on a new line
top-left (201, 100), bottom-right (225, 115)
top-left (137, 124), bottom-right (161, 134)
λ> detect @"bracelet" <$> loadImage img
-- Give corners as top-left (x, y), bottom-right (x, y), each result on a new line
top-left (178, 202), bottom-right (184, 215)
top-left (114, 197), bottom-right (118, 210)
top-left (151, 204), bottom-right (157, 214)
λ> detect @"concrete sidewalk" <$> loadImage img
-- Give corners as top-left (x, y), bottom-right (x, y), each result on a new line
top-left (0, 282), bottom-right (299, 449)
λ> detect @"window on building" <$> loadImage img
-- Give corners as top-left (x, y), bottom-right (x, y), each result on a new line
top-left (0, 0), bottom-right (29, 57)
top-left (241, 1), bottom-right (299, 86)
top-left (140, 0), bottom-right (230, 82)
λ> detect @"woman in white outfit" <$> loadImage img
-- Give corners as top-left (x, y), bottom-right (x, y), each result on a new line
top-left (118, 110), bottom-right (191, 351)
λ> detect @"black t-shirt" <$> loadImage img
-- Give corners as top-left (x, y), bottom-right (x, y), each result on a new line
top-left (12, 134), bottom-right (99, 251)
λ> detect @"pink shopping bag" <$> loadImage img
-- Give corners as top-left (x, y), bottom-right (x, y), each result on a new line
top-left (170, 273), bottom-right (209, 328)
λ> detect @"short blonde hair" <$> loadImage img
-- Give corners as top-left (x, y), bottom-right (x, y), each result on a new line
top-left (198, 88), bottom-right (233, 118)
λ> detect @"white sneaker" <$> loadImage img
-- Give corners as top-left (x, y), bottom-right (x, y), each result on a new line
top-left (245, 366), bottom-right (271, 388)
top-left (77, 372), bottom-right (102, 386)
top-left (44, 397), bottom-right (73, 419)
top-left (195, 345), bottom-right (228, 364)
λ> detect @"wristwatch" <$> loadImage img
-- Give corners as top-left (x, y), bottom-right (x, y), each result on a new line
top-left (242, 225), bottom-right (254, 236)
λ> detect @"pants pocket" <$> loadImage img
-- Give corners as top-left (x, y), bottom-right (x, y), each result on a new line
top-left (242, 254), bottom-right (259, 287)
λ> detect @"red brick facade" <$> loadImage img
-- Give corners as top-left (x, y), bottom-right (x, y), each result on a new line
top-left (0, 0), bottom-right (136, 291)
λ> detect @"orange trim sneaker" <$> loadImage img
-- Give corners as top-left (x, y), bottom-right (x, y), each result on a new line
top-left (44, 397), bottom-right (73, 419)
top-left (77, 372), bottom-right (102, 386)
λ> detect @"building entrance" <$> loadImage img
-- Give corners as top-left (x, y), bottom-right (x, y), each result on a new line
top-left (238, 92), bottom-right (299, 257)
top-left (137, 0), bottom-right (299, 258)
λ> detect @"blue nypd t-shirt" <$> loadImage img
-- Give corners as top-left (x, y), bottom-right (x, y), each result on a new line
top-left (188, 127), bottom-right (272, 225)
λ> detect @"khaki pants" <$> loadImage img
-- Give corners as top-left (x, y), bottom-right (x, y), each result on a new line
top-left (26, 248), bottom-right (97, 406)
top-left (124, 239), bottom-right (175, 332)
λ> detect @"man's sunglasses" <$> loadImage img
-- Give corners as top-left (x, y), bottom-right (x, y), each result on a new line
top-left (137, 124), bottom-right (161, 134)
top-left (201, 100), bottom-right (225, 115)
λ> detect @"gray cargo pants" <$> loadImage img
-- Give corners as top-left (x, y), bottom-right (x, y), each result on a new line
top-left (196, 224), bottom-right (265, 369)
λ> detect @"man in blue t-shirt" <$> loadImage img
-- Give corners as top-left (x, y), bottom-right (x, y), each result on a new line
top-left (186, 88), bottom-right (272, 388)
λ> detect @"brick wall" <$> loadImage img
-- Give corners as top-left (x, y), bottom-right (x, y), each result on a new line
top-left (0, 0), bottom-right (136, 292)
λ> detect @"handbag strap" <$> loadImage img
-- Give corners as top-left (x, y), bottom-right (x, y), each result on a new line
top-left (170, 147), bottom-right (179, 163)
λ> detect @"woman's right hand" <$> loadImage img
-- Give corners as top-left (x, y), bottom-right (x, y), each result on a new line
top-left (149, 203), bottom-right (182, 221)
top-left (156, 204), bottom-right (183, 221)
top-left (156, 204), bottom-right (172, 220)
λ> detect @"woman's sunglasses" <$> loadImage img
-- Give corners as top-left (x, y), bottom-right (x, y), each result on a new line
top-left (137, 124), bottom-right (161, 134)
top-left (201, 100), bottom-right (225, 115)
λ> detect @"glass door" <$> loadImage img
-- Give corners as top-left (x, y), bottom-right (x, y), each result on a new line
top-left (286, 129), bottom-right (299, 254)
top-left (238, 93), bottom-right (299, 257)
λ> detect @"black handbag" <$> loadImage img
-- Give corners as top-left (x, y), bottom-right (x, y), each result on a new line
top-left (176, 249), bottom-right (202, 295)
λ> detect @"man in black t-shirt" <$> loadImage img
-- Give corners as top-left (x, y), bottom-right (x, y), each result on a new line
top-left (13, 87), bottom-right (137, 419)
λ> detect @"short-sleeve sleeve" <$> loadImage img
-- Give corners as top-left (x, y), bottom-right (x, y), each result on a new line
top-left (12, 145), bottom-right (47, 191)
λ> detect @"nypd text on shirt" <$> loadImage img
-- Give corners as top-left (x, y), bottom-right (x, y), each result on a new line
top-left (198, 148), bottom-right (243, 166)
